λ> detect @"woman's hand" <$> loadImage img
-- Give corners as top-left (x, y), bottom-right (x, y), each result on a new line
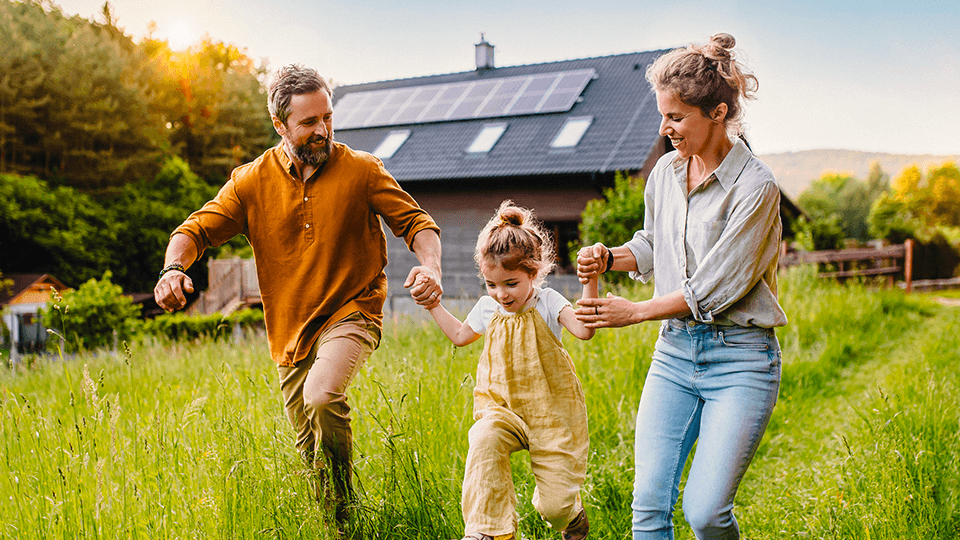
top-left (576, 243), bottom-right (609, 284)
top-left (575, 292), bottom-right (641, 328)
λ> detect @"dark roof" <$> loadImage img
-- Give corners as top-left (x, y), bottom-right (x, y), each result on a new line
top-left (332, 50), bottom-right (669, 182)
top-left (0, 274), bottom-right (67, 305)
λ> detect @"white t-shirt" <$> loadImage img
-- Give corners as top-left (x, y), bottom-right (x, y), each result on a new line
top-left (465, 286), bottom-right (571, 341)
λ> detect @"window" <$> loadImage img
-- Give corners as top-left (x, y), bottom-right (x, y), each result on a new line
top-left (467, 123), bottom-right (507, 153)
top-left (551, 117), bottom-right (592, 148)
top-left (372, 129), bottom-right (411, 159)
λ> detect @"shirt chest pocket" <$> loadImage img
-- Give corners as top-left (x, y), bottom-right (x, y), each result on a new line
top-left (687, 219), bottom-right (727, 256)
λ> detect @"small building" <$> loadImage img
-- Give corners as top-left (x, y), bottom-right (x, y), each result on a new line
top-left (0, 273), bottom-right (66, 360)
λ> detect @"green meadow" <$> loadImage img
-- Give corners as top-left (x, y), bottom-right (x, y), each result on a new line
top-left (2, 267), bottom-right (959, 539)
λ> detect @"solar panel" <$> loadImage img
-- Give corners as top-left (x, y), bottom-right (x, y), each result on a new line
top-left (364, 87), bottom-right (416, 127)
top-left (448, 80), bottom-right (498, 120)
top-left (391, 87), bottom-right (441, 125)
top-left (334, 69), bottom-right (596, 129)
top-left (477, 78), bottom-right (525, 117)
top-left (419, 83), bottom-right (471, 123)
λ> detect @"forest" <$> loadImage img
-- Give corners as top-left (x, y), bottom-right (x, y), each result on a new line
top-left (2, 0), bottom-right (959, 298)
top-left (1, 0), bottom-right (272, 292)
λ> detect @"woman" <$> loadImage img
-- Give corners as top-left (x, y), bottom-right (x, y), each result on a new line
top-left (575, 33), bottom-right (787, 540)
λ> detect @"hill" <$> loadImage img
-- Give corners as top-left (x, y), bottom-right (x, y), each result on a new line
top-left (757, 150), bottom-right (960, 199)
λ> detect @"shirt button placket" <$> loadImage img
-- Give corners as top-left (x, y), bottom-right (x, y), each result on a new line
top-left (303, 187), bottom-right (314, 242)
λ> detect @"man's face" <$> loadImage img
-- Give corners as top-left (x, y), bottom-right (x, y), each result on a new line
top-left (273, 90), bottom-right (334, 167)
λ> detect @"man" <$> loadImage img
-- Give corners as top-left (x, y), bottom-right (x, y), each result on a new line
top-left (153, 64), bottom-right (442, 529)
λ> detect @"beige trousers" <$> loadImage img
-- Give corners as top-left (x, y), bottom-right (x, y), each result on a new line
top-left (462, 308), bottom-right (588, 537)
top-left (277, 312), bottom-right (380, 499)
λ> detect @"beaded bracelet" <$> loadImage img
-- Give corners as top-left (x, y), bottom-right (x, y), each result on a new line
top-left (158, 263), bottom-right (186, 280)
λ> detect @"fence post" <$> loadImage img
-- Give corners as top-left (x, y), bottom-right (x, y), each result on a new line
top-left (904, 239), bottom-right (914, 294)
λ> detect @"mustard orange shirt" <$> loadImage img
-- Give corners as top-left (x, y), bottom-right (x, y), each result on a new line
top-left (173, 142), bottom-right (440, 366)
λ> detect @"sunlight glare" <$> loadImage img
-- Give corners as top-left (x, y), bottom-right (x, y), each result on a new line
top-left (166, 20), bottom-right (195, 51)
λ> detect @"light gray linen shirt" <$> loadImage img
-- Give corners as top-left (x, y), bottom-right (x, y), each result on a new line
top-left (624, 138), bottom-right (788, 328)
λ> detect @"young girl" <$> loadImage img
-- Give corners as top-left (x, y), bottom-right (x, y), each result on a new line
top-left (419, 200), bottom-right (597, 540)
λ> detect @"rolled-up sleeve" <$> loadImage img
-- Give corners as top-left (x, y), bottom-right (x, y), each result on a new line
top-left (172, 178), bottom-right (246, 259)
top-left (366, 157), bottom-right (440, 250)
top-left (681, 182), bottom-right (781, 322)
top-left (625, 229), bottom-right (655, 283)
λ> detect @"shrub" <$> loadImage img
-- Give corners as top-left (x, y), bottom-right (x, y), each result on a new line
top-left (793, 215), bottom-right (845, 251)
top-left (868, 192), bottom-right (918, 243)
top-left (571, 172), bottom-right (645, 284)
top-left (40, 272), bottom-right (140, 353)
top-left (140, 308), bottom-right (264, 342)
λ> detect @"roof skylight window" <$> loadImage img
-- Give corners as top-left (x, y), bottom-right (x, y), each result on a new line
top-left (551, 117), bottom-right (592, 148)
top-left (467, 123), bottom-right (507, 153)
top-left (372, 130), bottom-right (411, 159)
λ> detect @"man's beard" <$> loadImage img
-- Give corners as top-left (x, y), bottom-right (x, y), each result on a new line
top-left (291, 133), bottom-right (333, 166)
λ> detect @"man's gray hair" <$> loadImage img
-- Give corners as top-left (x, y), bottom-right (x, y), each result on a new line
top-left (267, 64), bottom-right (333, 125)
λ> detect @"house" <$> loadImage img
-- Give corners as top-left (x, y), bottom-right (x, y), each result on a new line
top-left (191, 38), bottom-right (801, 316)
top-left (0, 273), bottom-right (66, 361)
top-left (331, 37), bottom-right (801, 312)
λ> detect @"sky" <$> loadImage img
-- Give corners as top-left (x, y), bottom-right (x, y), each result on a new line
top-left (54, 0), bottom-right (960, 157)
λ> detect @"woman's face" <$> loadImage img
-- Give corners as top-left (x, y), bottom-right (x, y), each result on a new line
top-left (656, 91), bottom-right (726, 160)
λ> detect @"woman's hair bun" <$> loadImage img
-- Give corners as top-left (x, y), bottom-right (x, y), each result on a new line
top-left (710, 33), bottom-right (736, 50)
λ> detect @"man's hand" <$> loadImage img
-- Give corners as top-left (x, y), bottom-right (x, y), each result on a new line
top-left (404, 266), bottom-right (442, 309)
top-left (154, 271), bottom-right (195, 313)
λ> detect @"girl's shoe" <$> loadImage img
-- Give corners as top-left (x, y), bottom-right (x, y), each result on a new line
top-left (460, 534), bottom-right (514, 540)
top-left (562, 509), bottom-right (589, 540)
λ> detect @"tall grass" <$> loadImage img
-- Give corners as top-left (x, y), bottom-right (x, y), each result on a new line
top-left (1, 267), bottom-right (958, 539)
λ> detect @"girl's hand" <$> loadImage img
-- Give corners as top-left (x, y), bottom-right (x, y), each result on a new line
top-left (576, 243), bottom-right (608, 284)
top-left (575, 292), bottom-right (641, 328)
top-left (404, 267), bottom-right (442, 308)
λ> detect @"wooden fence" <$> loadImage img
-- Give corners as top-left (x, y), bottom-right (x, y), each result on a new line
top-left (779, 240), bottom-right (915, 293)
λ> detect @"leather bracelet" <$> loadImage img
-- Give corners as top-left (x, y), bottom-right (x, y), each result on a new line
top-left (603, 247), bottom-right (614, 274)
top-left (158, 263), bottom-right (186, 280)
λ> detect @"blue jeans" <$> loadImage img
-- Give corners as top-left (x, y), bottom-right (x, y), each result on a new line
top-left (632, 319), bottom-right (781, 540)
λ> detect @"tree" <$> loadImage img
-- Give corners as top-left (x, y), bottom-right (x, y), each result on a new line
top-left (573, 172), bottom-right (645, 283)
top-left (797, 171), bottom-right (883, 242)
top-left (878, 161), bottom-right (960, 235)
top-left (0, 0), bottom-right (164, 191)
top-left (105, 156), bottom-right (218, 291)
top-left (867, 192), bottom-right (917, 244)
top-left (865, 161), bottom-right (889, 199)
top-left (0, 1), bottom-right (274, 191)
top-left (0, 173), bottom-right (113, 286)
top-left (926, 163), bottom-right (960, 227)
top-left (142, 36), bottom-right (273, 183)
top-left (793, 215), bottom-right (844, 251)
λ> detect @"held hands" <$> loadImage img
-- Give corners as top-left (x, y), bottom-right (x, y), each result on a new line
top-left (404, 266), bottom-right (442, 309)
top-left (154, 271), bottom-right (194, 313)
top-left (575, 292), bottom-right (639, 329)
top-left (577, 243), bottom-right (609, 284)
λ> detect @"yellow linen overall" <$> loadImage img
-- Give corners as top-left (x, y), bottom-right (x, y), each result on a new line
top-left (462, 305), bottom-right (589, 537)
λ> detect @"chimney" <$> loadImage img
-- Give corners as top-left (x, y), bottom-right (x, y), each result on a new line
top-left (475, 33), bottom-right (494, 70)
